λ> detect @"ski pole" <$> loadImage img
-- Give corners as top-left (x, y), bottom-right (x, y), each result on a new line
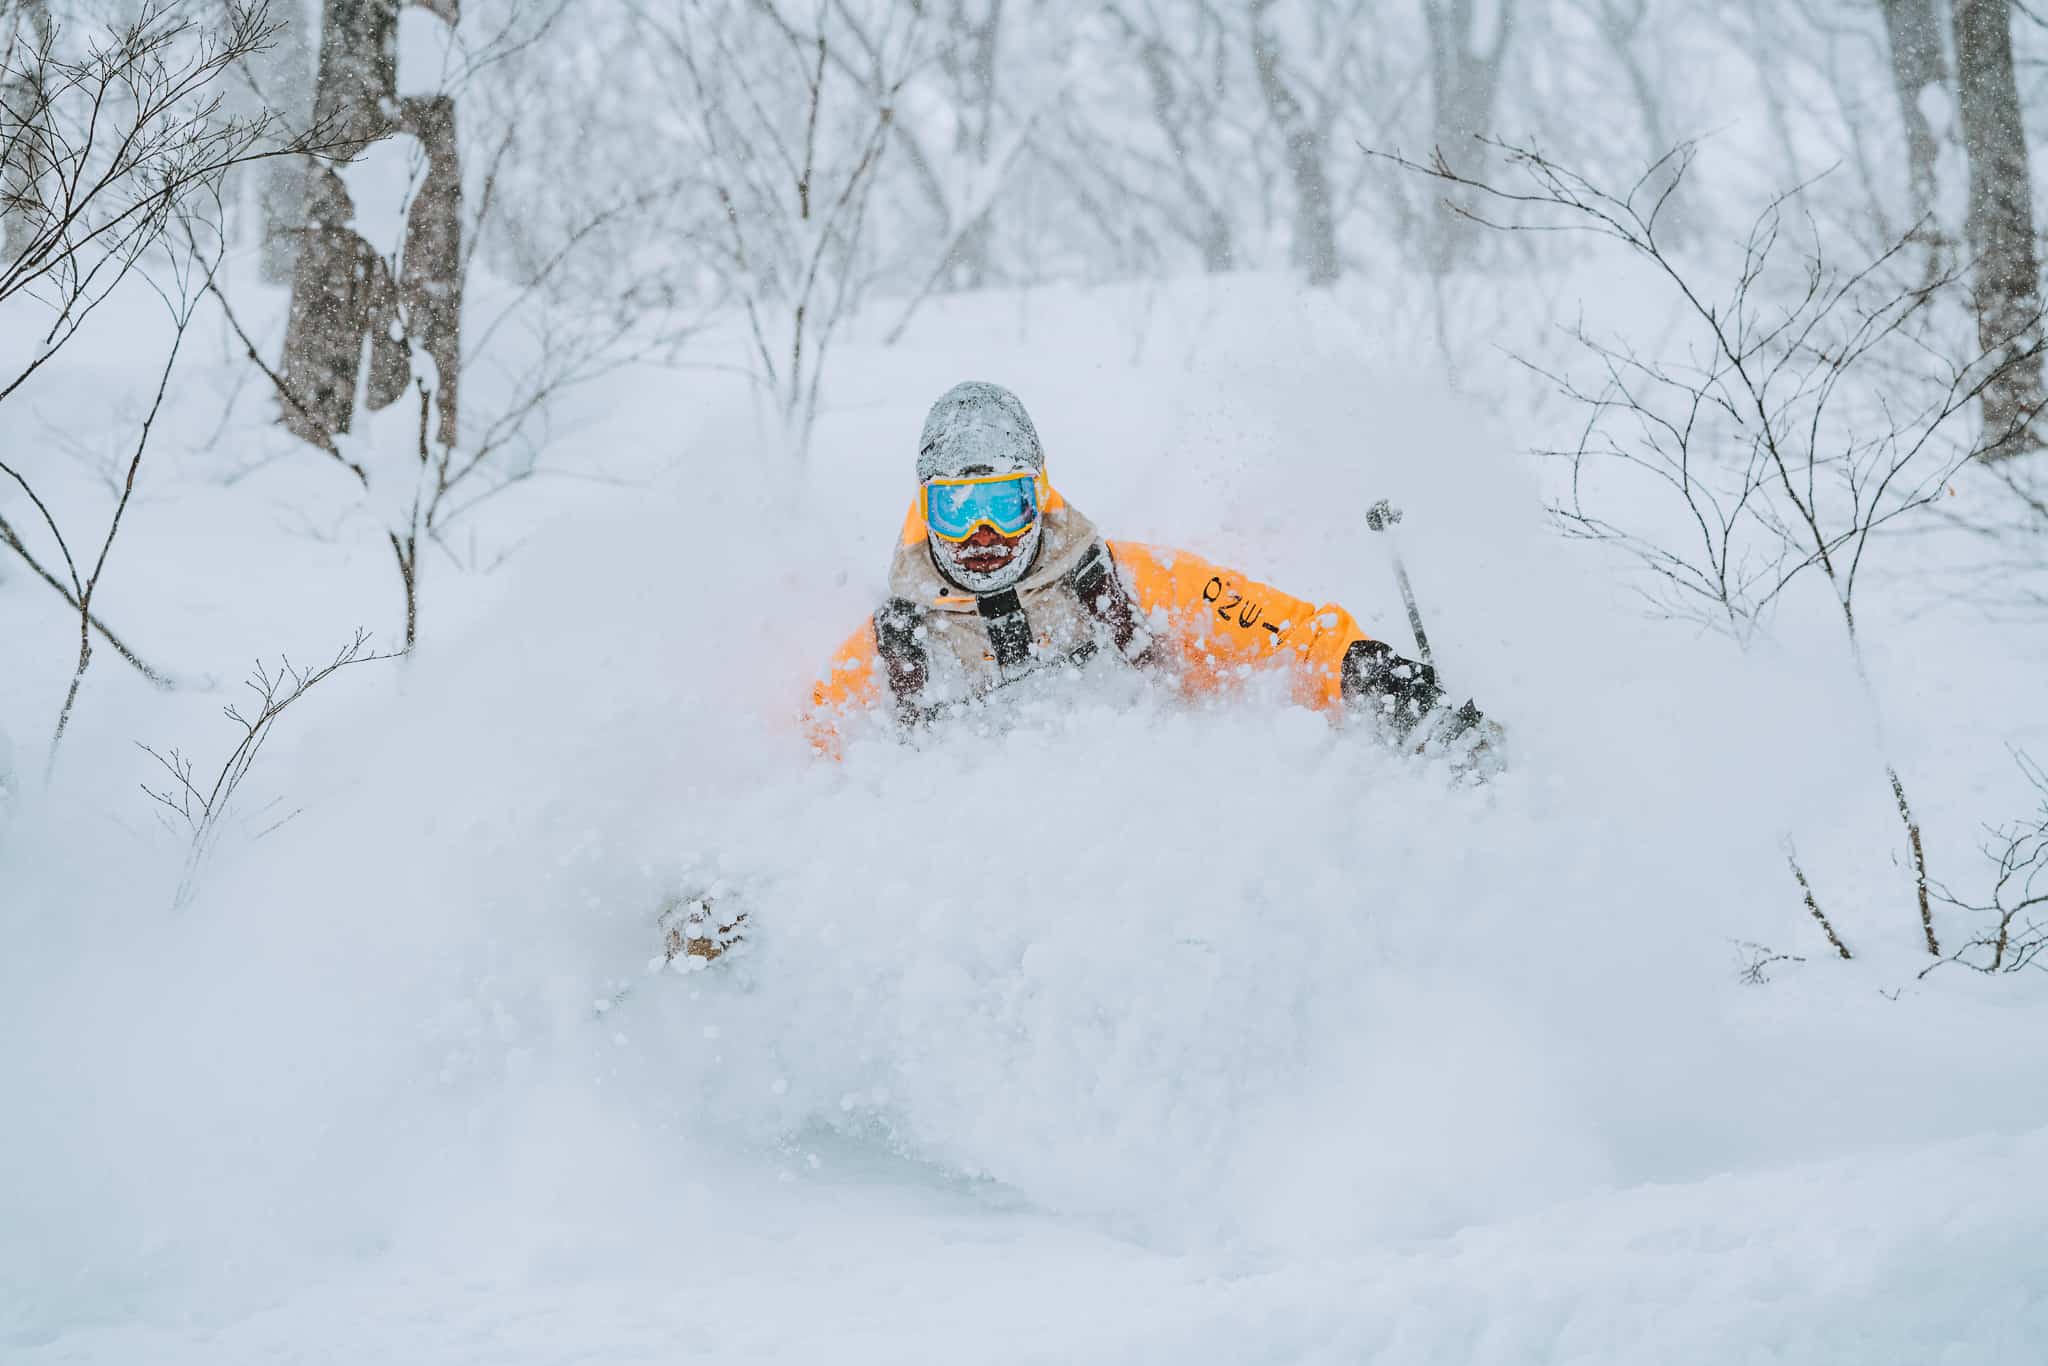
top-left (1366, 499), bottom-right (1432, 665)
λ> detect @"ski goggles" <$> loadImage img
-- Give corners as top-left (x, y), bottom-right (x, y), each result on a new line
top-left (921, 470), bottom-right (1045, 542)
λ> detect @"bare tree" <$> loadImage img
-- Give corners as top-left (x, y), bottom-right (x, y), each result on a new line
top-left (264, 0), bottom-right (464, 647)
top-left (141, 630), bottom-right (391, 909)
top-left (215, 239), bottom-right (614, 653)
top-left (0, 2), bottom-right (308, 762)
top-left (1927, 750), bottom-right (2048, 974)
top-left (638, 0), bottom-right (908, 457)
top-left (1953, 0), bottom-right (2045, 456)
top-left (218, 1), bottom-right (651, 649)
top-left (1, 3), bottom-right (301, 403)
top-left (1371, 139), bottom-right (2037, 957)
top-left (871, 0), bottom-right (1056, 342)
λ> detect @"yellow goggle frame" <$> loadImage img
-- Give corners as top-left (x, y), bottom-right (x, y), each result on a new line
top-left (921, 470), bottom-right (1049, 543)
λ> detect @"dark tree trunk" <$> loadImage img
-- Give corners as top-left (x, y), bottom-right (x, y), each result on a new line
top-left (309, 0), bottom-right (400, 151)
top-left (279, 0), bottom-right (462, 451)
top-left (1954, 0), bottom-right (2045, 457)
top-left (399, 94), bottom-right (461, 445)
top-left (279, 0), bottom-right (400, 445)
top-left (279, 168), bottom-right (406, 444)
top-left (1880, 0), bottom-right (1948, 238)
top-left (390, 529), bottom-right (418, 650)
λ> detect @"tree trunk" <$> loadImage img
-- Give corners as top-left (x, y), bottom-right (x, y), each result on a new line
top-left (309, 0), bottom-right (400, 151)
top-left (279, 168), bottom-right (406, 444)
top-left (400, 93), bottom-right (461, 446)
top-left (1250, 8), bottom-right (1337, 286)
top-left (1953, 0), bottom-right (2045, 458)
top-left (279, 0), bottom-right (401, 447)
top-left (1880, 0), bottom-right (1947, 240)
top-left (390, 530), bottom-right (419, 651)
top-left (1421, 0), bottom-right (1516, 273)
top-left (280, 0), bottom-right (462, 453)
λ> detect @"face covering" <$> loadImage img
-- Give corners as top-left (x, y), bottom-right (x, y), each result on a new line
top-left (929, 516), bottom-right (1044, 594)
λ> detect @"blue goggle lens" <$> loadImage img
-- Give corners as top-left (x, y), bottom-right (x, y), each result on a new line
top-left (924, 475), bottom-right (1040, 540)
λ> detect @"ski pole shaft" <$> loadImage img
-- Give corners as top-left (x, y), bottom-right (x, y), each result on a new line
top-left (1390, 557), bottom-right (1433, 666)
top-left (1366, 499), bottom-right (1433, 666)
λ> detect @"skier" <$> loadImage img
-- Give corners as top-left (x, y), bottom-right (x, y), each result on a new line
top-left (807, 380), bottom-right (1496, 755)
top-left (670, 382), bottom-right (1500, 965)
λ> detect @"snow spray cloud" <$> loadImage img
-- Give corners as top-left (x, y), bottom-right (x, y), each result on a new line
top-left (0, 306), bottom-right (1832, 1328)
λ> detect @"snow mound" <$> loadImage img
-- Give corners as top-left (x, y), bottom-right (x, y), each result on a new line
top-left (667, 680), bottom-right (1666, 1247)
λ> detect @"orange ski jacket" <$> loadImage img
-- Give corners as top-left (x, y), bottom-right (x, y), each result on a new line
top-left (808, 487), bottom-right (1409, 750)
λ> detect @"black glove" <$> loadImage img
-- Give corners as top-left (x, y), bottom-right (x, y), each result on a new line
top-left (1340, 639), bottom-right (1503, 772)
top-left (1340, 639), bottom-right (1449, 738)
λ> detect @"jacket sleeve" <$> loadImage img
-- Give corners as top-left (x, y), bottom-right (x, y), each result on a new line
top-left (805, 619), bottom-right (883, 754)
top-left (1106, 540), bottom-right (1446, 721)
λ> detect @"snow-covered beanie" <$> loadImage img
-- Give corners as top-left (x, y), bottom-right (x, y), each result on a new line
top-left (917, 381), bottom-right (1046, 594)
top-left (917, 381), bottom-right (1044, 480)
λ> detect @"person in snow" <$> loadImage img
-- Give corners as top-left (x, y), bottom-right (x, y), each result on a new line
top-left (807, 380), bottom-right (1496, 755)
top-left (666, 382), bottom-right (1502, 965)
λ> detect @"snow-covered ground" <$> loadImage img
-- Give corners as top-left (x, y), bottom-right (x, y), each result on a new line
top-left (4, 266), bottom-right (2047, 1362)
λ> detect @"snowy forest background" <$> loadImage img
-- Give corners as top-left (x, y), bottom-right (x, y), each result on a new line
top-left (5, 1), bottom-right (2048, 1361)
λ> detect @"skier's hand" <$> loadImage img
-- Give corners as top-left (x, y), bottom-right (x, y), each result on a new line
top-left (660, 893), bottom-right (747, 968)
